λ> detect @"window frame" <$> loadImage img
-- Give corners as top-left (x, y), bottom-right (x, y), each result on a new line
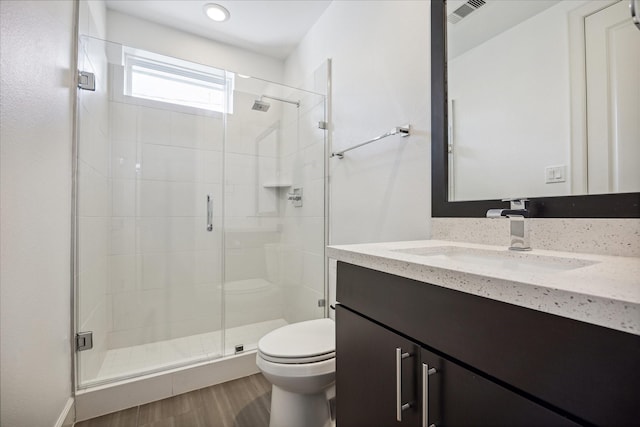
top-left (122, 48), bottom-right (234, 114)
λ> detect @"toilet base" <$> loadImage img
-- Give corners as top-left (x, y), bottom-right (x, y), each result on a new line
top-left (269, 384), bottom-right (334, 427)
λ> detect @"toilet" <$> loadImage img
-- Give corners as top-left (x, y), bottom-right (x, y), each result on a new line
top-left (256, 318), bottom-right (336, 427)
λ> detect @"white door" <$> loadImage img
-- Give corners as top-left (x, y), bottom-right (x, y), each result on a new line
top-left (585, 0), bottom-right (640, 194)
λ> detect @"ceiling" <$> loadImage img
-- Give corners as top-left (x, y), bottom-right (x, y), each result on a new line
top-left (105, 0), bottom-right (333, 59)
top-left (447, 0), bottom-right (561, 58)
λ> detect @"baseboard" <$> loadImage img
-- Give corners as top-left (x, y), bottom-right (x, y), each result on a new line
top-left (75, 350), bottom-right (259, 422)
top-left (54, 397), bottom-right (75, 427)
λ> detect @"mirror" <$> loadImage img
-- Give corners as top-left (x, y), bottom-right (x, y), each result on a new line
top-left (431, 0), bottom-right (640, 218)
top-left (446, 0), bottom-right (639, 201)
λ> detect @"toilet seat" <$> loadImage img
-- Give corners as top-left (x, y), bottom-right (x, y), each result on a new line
top-left (258, 350), bottom-right (335, 364)
top-left (257, 353), bottom-right (336, 379)
top-left (258, 318), bottom-right (335, 365)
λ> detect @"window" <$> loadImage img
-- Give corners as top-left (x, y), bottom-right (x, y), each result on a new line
top-left (123, 48), bottom-right (234, 113)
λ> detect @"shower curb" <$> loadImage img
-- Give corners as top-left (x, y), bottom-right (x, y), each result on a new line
top-left (74, 351), bottom-right (259, 422)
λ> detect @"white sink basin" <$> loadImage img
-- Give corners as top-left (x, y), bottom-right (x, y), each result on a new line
top-left (393, 246), bottom-right (597, 274)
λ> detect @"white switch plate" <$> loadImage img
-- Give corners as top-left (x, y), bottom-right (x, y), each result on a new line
top-left (545, 165), bottom-right (566, 183)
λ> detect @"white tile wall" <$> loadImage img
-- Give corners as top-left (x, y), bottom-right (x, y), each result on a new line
top-left (303, 252), bottom-right (325, 294)
top-left (111, 179), bottom-right (136, 217)
top-left (110, 218), bottom-right (136, 256)
top-left (138, 107), bottom-right (172, 145)
top-left (225, 248), bottom-right (268, 282)
top-left (194, 250), bottom-right (222, 284)
top-left (111, 139), bottom-right (137, 180)
top-left (141, 144), bottom-right (203, 182)
top-left (107, 99), bottom-right (226, 350)
top-left (140, 252), bottom-right (195, 290)
top-left (77, 162), bottom-right (110, 217)
top-left (197, 115), bottom-right (225, 152)
top-left (224, 152), bottom-right (258, 185)
top-left (225, 185), bottom-right (257, 218)
top-left (303, 217), bottom-right (325, 255)
top-left (224, 281), bottom-right (285, 329)
top-left (109, 255), bottom-right (137, 294)
top-left (284, 286), bottom-right (325, 324)
top-left (109, 103), bottom-right (138, 142)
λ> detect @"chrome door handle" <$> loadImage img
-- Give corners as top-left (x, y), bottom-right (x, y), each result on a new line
top-left (422, 363), bottom-right (437, 427)
top-left (632, 0), bottom-right (640, 30)
top-left (396, 348), bottom-right (412, 422)
top-left (206, 194), bottom-right (213, 231)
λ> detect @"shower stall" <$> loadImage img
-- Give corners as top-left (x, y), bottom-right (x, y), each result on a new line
top-left (74, 36), bottom-right (327, 389)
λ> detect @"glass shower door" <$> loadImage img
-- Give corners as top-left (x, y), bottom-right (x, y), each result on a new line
top-left (75, 36), bottom-right (225, 388)
top-left (222, 76), bottom-right (327, 355)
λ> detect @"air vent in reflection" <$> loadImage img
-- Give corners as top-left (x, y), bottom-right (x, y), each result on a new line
top-left (447, 0), bottom-right (486, 24)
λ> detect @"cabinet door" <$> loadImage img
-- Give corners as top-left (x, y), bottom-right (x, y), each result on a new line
top-left (337, 305), bottom-right (421, 427)
top-left (421, 348), bottom-right (579, 427)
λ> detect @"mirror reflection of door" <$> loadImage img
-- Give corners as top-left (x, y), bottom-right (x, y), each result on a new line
top-left (585, 1), bottom-right (640, 194)
top-left (446, 0), bottom-right (640, 201)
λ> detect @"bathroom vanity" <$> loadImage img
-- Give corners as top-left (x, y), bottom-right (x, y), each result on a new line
top-left (329, 241), bottom-right (640, 426)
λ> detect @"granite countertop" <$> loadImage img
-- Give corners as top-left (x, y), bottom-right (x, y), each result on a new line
top-left (327, 240), bottom-right (640, 335)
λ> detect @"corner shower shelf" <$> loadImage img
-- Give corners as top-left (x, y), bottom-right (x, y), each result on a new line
top-left (262, 182), bottom-right (292, 188)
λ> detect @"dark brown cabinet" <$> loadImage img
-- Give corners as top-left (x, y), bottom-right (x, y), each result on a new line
top-left (337, 306), bottom-right (578, 427)
top-left (336, 306), bottom-right (420, 426)
top-left (335, 262), bottom-right (640, 427)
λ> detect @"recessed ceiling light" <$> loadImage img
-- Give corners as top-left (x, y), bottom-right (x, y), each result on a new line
top-left (203, 3), bottom-right (230, 22)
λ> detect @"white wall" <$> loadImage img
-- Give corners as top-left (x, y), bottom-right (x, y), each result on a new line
top-left (106, 10), bottom-right (284, 84)
top-left (285, 1), bottom-right (432, 246)
top-left (449, 2), bottom-right (575, 201)
top-left (283, 1), bottom-right (431, 314)
top-left (0, 0), bottom-right (75, 425)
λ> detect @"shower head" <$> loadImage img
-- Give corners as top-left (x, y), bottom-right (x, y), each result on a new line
top-left (252, 94), bottom-right (300, 112)
top-left (252, 99), bottom-right (271, 112)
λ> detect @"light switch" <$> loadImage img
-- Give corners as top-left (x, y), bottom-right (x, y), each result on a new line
top-left (545, 165), bottom-right (566, 183)
top-left (546, 168), bottom-right (555, 182)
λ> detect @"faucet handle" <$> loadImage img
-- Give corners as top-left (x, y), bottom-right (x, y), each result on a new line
top-left (502, 198), bottom-right (528, 210)
top-left (486, 209), bottom-right (505, 218)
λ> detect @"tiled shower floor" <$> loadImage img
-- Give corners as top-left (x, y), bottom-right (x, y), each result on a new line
top-left (95, 319), bottom-right (287, 383)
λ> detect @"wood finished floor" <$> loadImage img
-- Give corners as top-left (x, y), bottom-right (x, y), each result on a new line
top-left (74, 374), bottom-right (271, 427)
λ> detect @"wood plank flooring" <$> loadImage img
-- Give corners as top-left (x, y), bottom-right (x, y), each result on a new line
top-left (74, 374), bottom-right (271, 427)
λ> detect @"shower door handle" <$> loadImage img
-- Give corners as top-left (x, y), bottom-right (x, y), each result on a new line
top-left (206, 194), bottom-right (213, 231)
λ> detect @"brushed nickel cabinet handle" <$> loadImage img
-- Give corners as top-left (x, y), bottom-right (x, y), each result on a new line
top-left (422, 363), bottom-right (437, 427)
top-left (396, 347), bottom-right (412, 422)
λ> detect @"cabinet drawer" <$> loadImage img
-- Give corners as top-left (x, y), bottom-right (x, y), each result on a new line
top-left (337, 262), bottom-right (640, 426)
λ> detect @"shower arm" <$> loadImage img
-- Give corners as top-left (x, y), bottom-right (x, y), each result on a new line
top-left (260, 95), bottom-right (300, 107)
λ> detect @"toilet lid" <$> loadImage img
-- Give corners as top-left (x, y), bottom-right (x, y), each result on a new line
top-left (258, 318), bottom-right (335, 364)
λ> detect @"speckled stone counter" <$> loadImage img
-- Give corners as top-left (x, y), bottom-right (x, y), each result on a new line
top-left (328, 240), bottom-right (640, 335)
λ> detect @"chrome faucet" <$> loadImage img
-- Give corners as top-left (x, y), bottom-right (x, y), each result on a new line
top-left (487, 198), bottom-right (531, 251)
